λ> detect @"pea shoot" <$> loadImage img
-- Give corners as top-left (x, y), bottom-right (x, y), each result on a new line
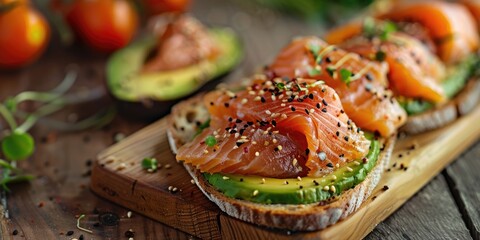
top-left (142, 157), bottom-right (158, 172)
top-left (0, 70), bottom-right (114, 191)
top-left (339, 68), bottom-right (353, 86)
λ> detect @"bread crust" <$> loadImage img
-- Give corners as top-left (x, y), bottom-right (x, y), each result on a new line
top-left (167, 94), bottom-right (395, 231)
top-left (401, 78), bottom-right (480, 134)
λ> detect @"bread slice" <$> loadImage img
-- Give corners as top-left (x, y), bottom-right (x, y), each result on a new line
top-left (167, 94), bottom-right (396, 231)
top-left (401, 78), bottom-right (480, 134)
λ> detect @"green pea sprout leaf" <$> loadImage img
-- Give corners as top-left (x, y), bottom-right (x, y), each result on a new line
top-left (1, 132), bottom-right (35, 161)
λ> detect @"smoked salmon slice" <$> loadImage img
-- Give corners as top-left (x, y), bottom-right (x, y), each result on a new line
top-left (381, 1), bottom-right (479, 64)
top-left (341, 31), bottom-right (447, 103)
top-left (267, 36), bottom-right (407, 137)
top-left (176, 76), bottom-right (371, 178)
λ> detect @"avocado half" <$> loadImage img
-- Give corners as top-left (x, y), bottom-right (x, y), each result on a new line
top-left (106, 28), bottom-right (242, 121)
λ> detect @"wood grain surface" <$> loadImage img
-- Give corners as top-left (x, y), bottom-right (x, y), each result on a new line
top-left (0, 0), bottom-right (479, 239)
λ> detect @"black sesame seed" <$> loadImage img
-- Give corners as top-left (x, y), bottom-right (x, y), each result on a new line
top-left (322, 99), bottom-right (328, 106)
top-left (247, 121), bottom-right (254, 126)
top-left (337, 122), bottom-right (341, 127)
top-left (79, 235), bottom-right (84, 240)
top-left (316, 103), bottom-right (321, 109)
top-left (309, 93), bottom-right (314, 99)
top-left (326, 163), bottom-right (334, 168)
top-left (321, 108), bottom-right (327, 113)
top-left (12, 230), bottom-right (18, 235)
top-left (299, 185), bottom-right (304, 189)
top-left (224, 103), bottom-right (230, 108)
top-left (340, 110), bottom-right (345, 114)
top-left (272, 120), bottom-right (277, 127)
top-left (344, 136), bottom-right (349, 142)
top-left (236, 119), bottom-right (242, 123)
top-left (240, 178), bottom-right (244, 182)
top-left (66, 231), bottom-right (74, 236)
top-left (336, 131), bottom-right (339, 137)
top-left (313, 180), bottom-right (319, 186)
top-left (228, 117), bottom-right (233, 122)
top-left (325, 57), bottom-right (332, 63)
top-left (305, 148), bottom-right (310, 155)
top-left (291, 107), bottom-right (296, 112)
top-left (261, 97), bottom-right (266, 103)
top-left (210, 102), bottom-right (214, 106)
top-left (236, 142), bottom-right (244, 147)
top-left (125, 230), bottom-right (135, 238)
top-left (382, 185), bottom-right (389, 191)
top-left (274, 147), bottom-right (279, 151)
top-left (305, 109), bottom-right (310, 114)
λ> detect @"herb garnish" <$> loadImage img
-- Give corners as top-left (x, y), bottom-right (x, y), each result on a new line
top-left (142, 157), bottom-right (158, 172)
top-left (339, 68), bottom-right (353, 86)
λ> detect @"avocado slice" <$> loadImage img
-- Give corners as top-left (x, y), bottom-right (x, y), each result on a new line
top-left (399, 54), bottom-right (480, 115)
top-left (203, 135), bottom-right (380, 205)
top-left (106, 28), bottom-right (242, 112)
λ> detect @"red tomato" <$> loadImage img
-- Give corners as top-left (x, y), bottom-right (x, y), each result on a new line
top-left (66, 0), bottom-right (138, 53)
top-left (0, 2), bottom-right (50, 68)
top-left (143, 0), bottom-right (191, 15)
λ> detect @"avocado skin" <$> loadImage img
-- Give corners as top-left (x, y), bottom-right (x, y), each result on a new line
top-left (203, 135), bottom-right (380, 205)
top-left (106, 28), bottom-right (242, 121)
top-left (399, 55), bottom-right (479, 115)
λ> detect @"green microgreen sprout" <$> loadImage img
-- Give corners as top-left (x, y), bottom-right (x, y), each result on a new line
top-left (0, 70), bottom-right (115, 191)
top-left (375, 50), bottom-right (387, 62)
top-left (141, 157), bottom-right (158, 173)
top-left (205, 135), bottom-right (217, 147)
top-left (339, 68), bottom-right (353, 86)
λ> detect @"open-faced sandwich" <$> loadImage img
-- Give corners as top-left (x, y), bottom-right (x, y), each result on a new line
top-left (106, 14), bottom-right (242, 120)
top-left (325, 0), bottom-right (480, 134)
top-left (167, 72), bottom-right (399, 230)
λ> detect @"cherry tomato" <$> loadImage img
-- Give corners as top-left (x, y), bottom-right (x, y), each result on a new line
top-left (66, 0), bottom-right (138, 53)
top-left (0, 1), bottom-right (50, 68)
top-left (143, 0), bottom-right (191, 15)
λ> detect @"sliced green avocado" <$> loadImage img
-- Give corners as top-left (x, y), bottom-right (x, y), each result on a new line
top-left (399, 54), bottom-right (480, 115)
top-left (106, 28), bottom-right (242, 102)
top-left (203, 135), bottom-right (380, 205)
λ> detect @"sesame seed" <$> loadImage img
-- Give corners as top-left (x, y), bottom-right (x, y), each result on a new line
top-left (191, 179), bottom-right (195, 184)
top-left (322, 99), bottom-right (328, 106)
top-left (260, 97), bottom-right (266, 103)
top-left (318, 152), bottom-right (327, 161)
top-left (297, 176), bottom-right (302, 181)
top-left (291, 107), bottom-right (296, 111)
top-left (264, 141), bottom-right (269, 146)
top-left (346, 167), bottom-right (353, 172)
top-left (223, 176), bottom-right (230, 180)
top-left (309, 108), bottom-right (315, 113)
top-left (330, 186), bottom-right (336, 193)
top-left (353, 161), bottom-right (361, 166)
top-left (224, 103), bottom-right (229, 108)
top-left (254, 96), bottom-right (261, 101)
top-left (252, 141), bottom-right (257, 145)
top-left (321, 108), bottom-right (327, 113)
top-left (203, 150), bottom-right (209, 154)
top-left (255, 152), bottom-right (260, 156)
top-left (127, 211), bottom-right (132, 218)
top-left (326, 163), bottom-right (334, 168)
top-left (253, 190), bottom-right (259, 196)
top-left (281, 103), bottom-right (286, 107)
top-left (344, 136), bottom-right (349, 142)
top-left (272, 139), bottom-right (278, 143)
top-left (261, 178), bottom-right (266, 184)
top-left (277, 145), bottom-right (283, 150)
top-left (281, 114), bottom-right (288, 119)
top-left (284, 180), bottom-right (289, 185)
top-left (241, 98), bottom-right (248, 104)
top-left (332, 175), bottom-right (337, 180)
top-left (323, 186), bottom-right (330, 191)
top-left (336, 163), bottom-right (340, 168)
top-left (265, 110), bottom-right (272, 115)
top-left (335, 131), bottom-right (339, 137)
top-left (292, 158), bottom-right (298, 166)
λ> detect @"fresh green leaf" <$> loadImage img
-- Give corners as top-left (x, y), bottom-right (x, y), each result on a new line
top-left (205, 135), bottom-right (217, 147)
top-left (380, 21), bottom-right (397, 41)
top-left (375, 50), bottom-right (387, 62)
top-left (276, 82), bottom-right (285, 90)
top-left (308, 67), bottom-right (321, 77)
top-left (339, 68), bottom-right (353, 86)
top-left (1, 132), bottom-right (35, 161)
top-left (141, 157), bottom-right (158, 172)
top-left (195, 119), bottom-right (211, 136)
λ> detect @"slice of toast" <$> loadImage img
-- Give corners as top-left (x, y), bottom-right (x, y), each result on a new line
top-left (167, 94), bottom-right (395, 231)
top-left (401, 78), bottom-right (480, 134)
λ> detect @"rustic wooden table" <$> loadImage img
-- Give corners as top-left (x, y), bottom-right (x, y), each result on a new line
top-left (0, 0), bottom-right (479, 239)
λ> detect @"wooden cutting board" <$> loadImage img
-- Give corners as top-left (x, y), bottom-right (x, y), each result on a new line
top-left (90, 104), bottom-right (480, 240)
